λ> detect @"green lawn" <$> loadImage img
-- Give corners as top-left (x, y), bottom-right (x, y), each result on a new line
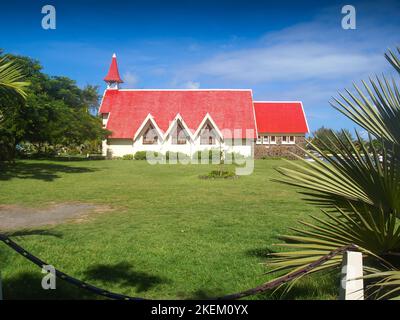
top-left (0, 159), bottom-right (337, 299)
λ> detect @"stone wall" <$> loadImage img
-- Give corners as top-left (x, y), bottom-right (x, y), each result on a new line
top-left (254, 136), bottom-right (306, 159)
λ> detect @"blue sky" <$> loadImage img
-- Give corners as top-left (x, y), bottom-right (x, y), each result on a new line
top-left (1, 0), bottom-right (399, 132)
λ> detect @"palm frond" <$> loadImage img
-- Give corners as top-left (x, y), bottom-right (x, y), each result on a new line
top-left (268, 47), bottom-right (400, 299)
top-left (364, 270), bottom-right (400, 299)
top-left (331, 75), bottom-right (400, 145)
top-left (275, 132), bottom-right (400, 215)
top-left (385, 47), bottom-right (400, 74)
top-left (0, 56), bottom-right (30, 100)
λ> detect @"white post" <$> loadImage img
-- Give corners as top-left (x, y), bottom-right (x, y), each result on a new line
top-left (339, 251), bottom-right (364, 300)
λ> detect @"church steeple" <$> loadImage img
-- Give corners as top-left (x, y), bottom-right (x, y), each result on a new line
top-left (104, 53), bottom-right (123, 89)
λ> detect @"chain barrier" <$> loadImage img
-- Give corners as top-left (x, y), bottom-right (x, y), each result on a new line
top-left (0, 233), bottom-right (357, 300)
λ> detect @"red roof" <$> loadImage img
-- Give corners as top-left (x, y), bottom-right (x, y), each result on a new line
top-left (254, 102), bottom-right (309, 134)
top-left (99, 90), bottom-right (257, 139)
top-left (104, 54), bottom-right (123, 83)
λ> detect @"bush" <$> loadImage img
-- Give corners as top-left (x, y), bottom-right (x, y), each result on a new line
top-left (165, 151), bottom-right (189, 162)
top-left (122, 154), bottom-right (134, 160)
top-left (87, 154), bottom-right (105, 160)
top-left (134, 151), bottom-right (147, 160)
top-left (199, 170), bottom-right (238, 179)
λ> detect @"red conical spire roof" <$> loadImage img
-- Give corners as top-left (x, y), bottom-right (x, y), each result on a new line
top-left (104, 53), bottom-right (123, 83)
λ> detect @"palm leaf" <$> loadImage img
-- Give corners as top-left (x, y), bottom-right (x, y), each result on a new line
top-left (385, 47), bottom-right (400, 74)
top-left (267, 47), bottom-right (400, 299)
top-left (0, 56), bottom-right (30, 100)
top-left (275, 132), bottom-right (400, 215)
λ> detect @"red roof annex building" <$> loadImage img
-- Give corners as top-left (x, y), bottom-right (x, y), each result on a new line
top-left (99, 54), bottom-right (309, 159)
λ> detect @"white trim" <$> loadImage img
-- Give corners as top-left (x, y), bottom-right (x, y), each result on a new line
top-left (193, 113), bottom-right (223, 140)
top-left (299, 101), bottom-right (310, 133)
top-left (269, 135), bottom-right (277, 144)
top-left (163, 113), bottom-right (195, 141)
top-left (281, 135), bottom-right (296, 145)
top-left (249, 90), bottom-right (258, 138)
top-left (262, 135), bottom-right (269, 145)
top-left (133, 113), bottom-right (164, 141)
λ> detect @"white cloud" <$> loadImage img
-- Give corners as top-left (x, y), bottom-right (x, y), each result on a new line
top-left (169, 2), bottom-right (399, 132)
top-left (123, 71), bottom-right (139, 87)
top-left (176, 3), bottom-right (398, 85)
top-left (188, 44), bottom-right (385, 83)
top-left (182, 81), bottom-right (201, 89)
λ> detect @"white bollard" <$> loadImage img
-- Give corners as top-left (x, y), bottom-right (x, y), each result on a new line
top-left (339, 251), bottom-right (364, 300)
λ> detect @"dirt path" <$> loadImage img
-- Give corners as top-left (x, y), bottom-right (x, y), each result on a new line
top-left (0, 203), bottom-right (110, 231)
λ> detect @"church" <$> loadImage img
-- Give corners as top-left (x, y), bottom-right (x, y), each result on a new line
top-left (99, 54), bottom-right (309, 159)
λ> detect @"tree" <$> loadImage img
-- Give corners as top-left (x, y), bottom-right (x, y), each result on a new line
top-left (310, 127), bottom-right (356, 152)
top-left (309, 126), bottom-right (335, 151)
top-left (268, 47), bottom-right (400, 299)
top-left (0, 52), bottom-right (29, 161)
top-left (0, 51), bottom-right (109, 159)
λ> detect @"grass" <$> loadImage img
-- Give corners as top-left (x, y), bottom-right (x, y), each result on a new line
top-left (0, 159), bottom-right (338, 300)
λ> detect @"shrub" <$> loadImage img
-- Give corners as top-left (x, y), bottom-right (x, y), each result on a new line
top-left (87, 154), bottom-right (105, 160)
top-left (122, 154), bottom-right (134, 160)
top-left (165, 151), bottom-right (189, 162)
top-left (199, 170), bottom-right (238, 179)
top-left (134, 151), bottom-right (147, 160)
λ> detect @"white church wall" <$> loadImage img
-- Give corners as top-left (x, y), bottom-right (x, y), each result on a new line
top-left (104, 139), bottom-right (134, 157)
top-left (103, 138), bottom-right (253, 158)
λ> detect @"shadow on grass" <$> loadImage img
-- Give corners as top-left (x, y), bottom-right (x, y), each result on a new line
top-left (184, 288), bottom-right (226, 299)
top-left (84, 262), bottom-right (168, 293)
top-left (0, 162), bottom-right (98, 182)
top-left (2, 272), bottom-right (98, 300)
top-left (255, 271), bottom-right (339, 300)
top-left (2, 262), bottom-right (167, 300)
top-left (245, 247), bottom-right (276, 258)
top-left (4, 229), bottom-right (63, 238)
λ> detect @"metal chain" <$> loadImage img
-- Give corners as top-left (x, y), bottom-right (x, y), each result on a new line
top-left (0, 233), bottom-right (357, 300)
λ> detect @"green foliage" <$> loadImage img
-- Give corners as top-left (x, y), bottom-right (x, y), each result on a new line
top-left (269, 47), bottom-right (400, 299)
top-left (199, 170), bottom-right (237, 179)
top-left (309, 126), bottom-right (358, 151)
top-left (0, 52), bottom-right (30, 161)
top-left (122, 154), bottom-right (134, 160)
top-left (0, 55), bottom-right (29, 100)
top-left (134, 151), bottom-right (147, 160)
top-left (165, 151), bottom-right (190, 162)
top-left (0, 51), bottom-right (109, 161)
